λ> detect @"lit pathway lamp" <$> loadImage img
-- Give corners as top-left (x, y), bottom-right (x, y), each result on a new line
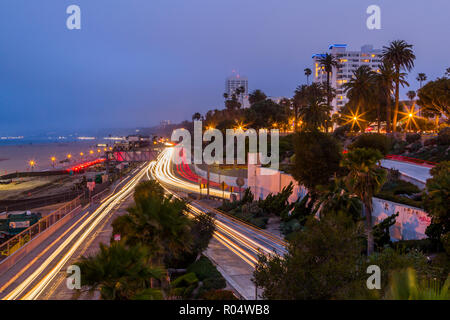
top-left (67, 154), bottom-right (72, 163)
top-left (51, 156), bottom-right (56, 168)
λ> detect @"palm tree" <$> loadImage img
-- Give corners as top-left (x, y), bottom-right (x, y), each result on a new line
top-left (316, 178), bottom-right (362, 222)
top-left (376, 63), bottom-right (394, 133)
top-left (248, 89), bottom-right (267, 105)
top-left (382, 40), bottom-right (416, 132)
top-left (343, 66), bottom-right (377, 131)
top-left (192, 112), bottom-right (202, 121)
top-left (445, 68), bottom-right (450, 78)
top-left (416, 73), bottom-right (427, 88)
top-left (317, 53), bottom-right (339, 132)
top-left (342, 148), bottom-right (386, 255)
top-left (112, 181), bottom-right (193, 261)
top-left (406, 90), bottom-right (416, 103)
top-left (304, 68), bottom-right (312, 85)
top-left (74, 242), bottom-right (164, 300)
top-left (298, 83), bottom-right (330, 131)
top-left (293, 85), bottom-right (308, 132)
top-left (375, 62), bottom-right (409, 133)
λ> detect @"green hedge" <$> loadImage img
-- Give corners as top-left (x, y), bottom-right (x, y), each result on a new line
top-left (187, 256), bottom-right (225, 284)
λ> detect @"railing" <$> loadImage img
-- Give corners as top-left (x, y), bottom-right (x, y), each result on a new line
top-left (0, 195), bottom-right (83, 260)
top-left (384, 155), bottom-right (437, 168)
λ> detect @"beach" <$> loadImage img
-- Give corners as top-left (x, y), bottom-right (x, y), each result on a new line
top-left (0, 140), bottom-right (110, 174)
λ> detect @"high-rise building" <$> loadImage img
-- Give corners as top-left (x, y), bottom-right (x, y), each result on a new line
top-left (312, 44), bottom-right (383, 113)
top-left (225, 73), bottom-right (249, 107)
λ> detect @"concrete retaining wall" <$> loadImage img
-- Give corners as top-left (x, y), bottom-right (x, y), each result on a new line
top-left (246, 157), bottom-right (430, 242)
top-left (193, 164), bottom-right (248, 188)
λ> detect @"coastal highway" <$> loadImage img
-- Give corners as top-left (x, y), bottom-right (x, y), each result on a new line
top-left (0, 162), bottom-right (150, 300)
top-left (148, 147), bottom-right (287, 267)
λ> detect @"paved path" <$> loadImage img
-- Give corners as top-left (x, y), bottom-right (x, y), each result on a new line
top-left (381, 159), bottom-right (431, 183)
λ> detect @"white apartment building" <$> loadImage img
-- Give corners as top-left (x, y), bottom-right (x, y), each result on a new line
top-left (225, 74), bottom-right (249, 108)
top-left (312, 44), bottom-right (383, 113)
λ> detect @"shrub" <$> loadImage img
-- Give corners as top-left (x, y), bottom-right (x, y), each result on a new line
top-left (187, 256), bottom-right (223, 281)
top-left (292, 131), bottom-right (342, 190)
top-left (437, 127), bottom-right (450, 145)
top-left (349, 133), bottom-right (392, 155)
top-left (381, 179), bottom-right (420, 195)
top-left (424, 137), bottom-right (437, 146)
top-left (406, 133), bottom-right (421, 144)
top-left (249, 217), bottom-right (269, 229)
top-left (171, 272), bottom-right (199, 298)
top-left (202, 277), bottom-right (226, 291)
top-left (392, 239), bottom-right (436, 253)
top-left (201, 290), bottom-right (238, 300)
top-left (332, 124), bottom-right (351, 140)
top-left (407, 141), bottom-right (422, 153)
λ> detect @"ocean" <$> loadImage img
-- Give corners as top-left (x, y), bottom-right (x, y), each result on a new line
top-left (0, 137), bottom-right (116, 174)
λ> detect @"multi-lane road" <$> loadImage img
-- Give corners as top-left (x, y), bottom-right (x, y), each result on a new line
top-left (0, 163), bottom-right (150, 300)
top-left (0, 147), bottom-right (287, 300)
top-left (149, 147), bottom-right (287, 266)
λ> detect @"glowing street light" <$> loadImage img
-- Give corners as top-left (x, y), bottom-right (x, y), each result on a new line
top-left (51, 156), bottom-right (56, 168)
top-left (342, 109), bottom-right (367, 132)
top-left (29, 160), bottom-right (36, 171)
top-left (399, 103), bottom-right (421, 132)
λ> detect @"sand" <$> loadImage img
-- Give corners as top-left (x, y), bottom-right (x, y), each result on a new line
top-left (0, 141), bottom-right (109, 174)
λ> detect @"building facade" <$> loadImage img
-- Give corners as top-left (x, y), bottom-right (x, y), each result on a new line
top-left (225, 74), bottom-right (249, 108)
top-left (312, 44), bottom-right (383, 113)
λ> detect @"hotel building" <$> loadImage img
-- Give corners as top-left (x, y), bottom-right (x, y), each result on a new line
top-left (312, 44), bottom-right (383, 113)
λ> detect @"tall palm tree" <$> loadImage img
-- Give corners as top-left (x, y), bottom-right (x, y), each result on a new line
top-left (342, 148), bottom-right (386, 256)
top-left (343, 66), bottom-right (377, 131)
top-left (416, 73), bottom-right (427, 88)
top-left (74, 242), bottom-right (164, 300)
top-left (304, 68), bottom-right (312, 85)
top-left (293, 85), bottom-right (308, 132)
top-left (382, 40), bottom-right (416, 132)
top-left (375, 62), bottom-right (409, 133)
top-left (317, 53), bottom-right (339, 132)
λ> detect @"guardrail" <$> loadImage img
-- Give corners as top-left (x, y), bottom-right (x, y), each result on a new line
top-left (384, 155), bottom-right (436, 168)
top-left (0, 195), bottom-right (84, 260)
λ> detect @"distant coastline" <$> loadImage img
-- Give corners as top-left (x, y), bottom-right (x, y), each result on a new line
top-left (0, 138), bottom-right (112, 174)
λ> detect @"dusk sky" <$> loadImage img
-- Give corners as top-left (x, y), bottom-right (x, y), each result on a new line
top-left (0, 0), bottom-right (449, 134)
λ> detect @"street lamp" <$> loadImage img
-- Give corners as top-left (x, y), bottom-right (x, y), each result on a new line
top-left (29, 160), bottom-right (36, 172)
top-left (51, 156), bottom-right (56, 168)
top-left (67, 154), bottom-right (72, 162)
top-left (342, 110), bottom-right (367, 132)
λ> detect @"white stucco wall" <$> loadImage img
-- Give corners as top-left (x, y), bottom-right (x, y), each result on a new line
top-left (247, 158), bottom-right (430, 241)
